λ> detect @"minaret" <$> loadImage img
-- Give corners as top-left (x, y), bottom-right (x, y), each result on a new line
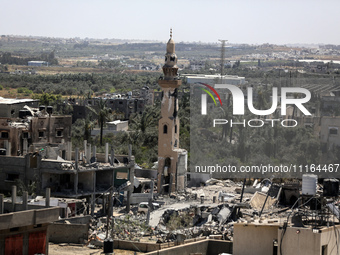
top-left (157, 29), bottom-right (186, 194)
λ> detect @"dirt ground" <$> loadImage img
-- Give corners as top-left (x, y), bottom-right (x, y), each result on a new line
top-left (49, 243), bottom-right (144, 255)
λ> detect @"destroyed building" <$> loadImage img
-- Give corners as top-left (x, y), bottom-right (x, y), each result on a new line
top-left (157, 30), bottom-right (187, 194)
top-left (0, 97), bottom-right (39, 118)
top-left (0, 143), bottom-right (135, 213)
top-left (70, 86), bottom-right (154, 123)
top-left (0, 102), bottom-right (72, 156)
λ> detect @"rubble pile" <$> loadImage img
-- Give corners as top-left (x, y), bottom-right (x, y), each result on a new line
top-left (86, 178), bottom-right (338, 249)
top-left (88, 214), bottom-right (154, 246)
top-left (155, 204), bottom-right (236, 241)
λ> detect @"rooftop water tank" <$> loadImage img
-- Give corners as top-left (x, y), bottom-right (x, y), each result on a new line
top-left (302, 174), bottom-right (317, 196)
top-left (323, 179), bottom-right (339, 197)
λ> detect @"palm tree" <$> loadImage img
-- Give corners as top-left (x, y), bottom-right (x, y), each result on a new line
top-left (84, 117), bottom-right (96, 141)
top-left (130, 106), bottom-right (159, 134)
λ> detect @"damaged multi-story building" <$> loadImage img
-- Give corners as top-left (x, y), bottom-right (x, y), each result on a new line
top-left (70, 86), bottom-right (154, 123)
top-left (0, 105), bottom-right (72, 156)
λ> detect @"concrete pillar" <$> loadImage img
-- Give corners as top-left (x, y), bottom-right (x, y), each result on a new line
top-left (112, 169), bottom-right (115, 191)
top-left (11, 185), bottom-right (17, 212)
top-left (126, 148), bottom-right (134, 213)
top-left (105, 143), bottom-right (109, 163)
top-left (146, 179), bottom-right (154, 225)
top-left (128, 144), bottom-right (132, 162)
top-left (103, 195), bottom-right (107, 215)
top-left (8, 142), bottom-right (11, 156)
top-left (83, 140), bottom-right (87, 160)
top-left (169, 174), bottom-right (173, 194)
top-left (74, 172), bottom-right (78, 195)
top-left (23, 138), bottom-right (28, 155)
top-left (23, 232), bottom-right (29, 255)
top-left (93, 146), bottom-right (96, 162)
top-left (110, 147), bottom-right (114, 166)
top-left (0, 194), bottom-right (4, 214)
top-left (91, 193), bottom-right (95, 217)
top-left (67, 141), bottom-right (72, 161)
top-left (4, 140), bottom-right (9, 155)
top-left (102, 195), bottom-right (105, 213)
top-left (86, 197), bottom-right (90, 215)
top-left (23, 191), bottom-right (28, 210)
top-left (45, 188), bottom-right (50, 207)
top-left (87, 144), bottom-right (91, 163)
top-left (93, 171), bottom-right (96, 193)
top-left (75, 148), bottom-right (79, 170)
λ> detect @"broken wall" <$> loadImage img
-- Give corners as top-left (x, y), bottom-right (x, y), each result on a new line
top-left (0, 156), bottom-right (27, 192)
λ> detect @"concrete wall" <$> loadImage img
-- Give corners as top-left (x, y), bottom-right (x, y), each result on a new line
top-left (30, 115), bottom-right (72, 144)
top-left (49, 216), bottom-right (91, 244)
top-left (135, 168), bottom-right (157, 179)
top-left (114, 240), bottom-right (174, 253)
top-left (56, 215), bottom-right (91, 225)
top-left (145, 239), bottom-right (232, 255)
top-left (129, 193), bottom-right (150, 204)
top-left (0, 155), bottom-right (27, 192)
top-left (3, 202), bottom-right (48, 213)
top-left (320, 116), bottom-right (340, 147)
top-left (207, 240), bottom-right (233, 255)
top-left (278, 226), bottom-right (340, 255)
top-left (320, 225), bottom-right (340, 255)
top-left (49, 222), bottom-right (89, 244)
top-left (278, 227), bottom-right (321, 255)
top-left (0, 207), bottom-right (60, 230)
top-left (187, 172), bottom-right (210, 188)
top-left (233, 223), bottom-right (279, 255)
top-left (0, 100), bottom-right (38, 118)
top-left (176, 149), bottom-right (187, 191)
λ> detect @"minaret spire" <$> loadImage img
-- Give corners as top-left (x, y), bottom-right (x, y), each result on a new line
top-left (163, 29), bottom-right (178, 80)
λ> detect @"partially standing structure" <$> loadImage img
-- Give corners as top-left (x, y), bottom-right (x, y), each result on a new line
top-left (157, 30), bottom-right (187, 194)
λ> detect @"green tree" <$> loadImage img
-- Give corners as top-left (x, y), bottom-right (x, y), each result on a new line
top-left (32, 93), bottom-right (61, 106)
top-left (97, 98), bottom-right (112, 146)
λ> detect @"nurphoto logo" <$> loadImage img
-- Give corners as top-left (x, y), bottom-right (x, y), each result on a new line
top-left (200, 84), bottom-right (312, 128)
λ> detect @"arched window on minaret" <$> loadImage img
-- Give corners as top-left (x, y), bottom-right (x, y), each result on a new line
top-left (163, 124), bottom-right (168, 134)
top-left (175, 125), bottom-right (177, 133)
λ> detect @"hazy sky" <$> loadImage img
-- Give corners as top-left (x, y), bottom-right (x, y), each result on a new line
top-left (1, 0), bottom-right (340, 45)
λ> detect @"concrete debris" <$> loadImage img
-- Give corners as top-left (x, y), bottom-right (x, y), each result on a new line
top-left (250, 191), bottom-right (277, 211)
top-left (82, 178), bottom-right (308, 247)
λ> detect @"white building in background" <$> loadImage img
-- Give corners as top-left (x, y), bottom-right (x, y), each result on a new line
top-left (184, 74), bottom-right (246, 86)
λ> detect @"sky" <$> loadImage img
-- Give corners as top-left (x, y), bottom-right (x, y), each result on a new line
top-left (1, 0), bottom-right (340, 45)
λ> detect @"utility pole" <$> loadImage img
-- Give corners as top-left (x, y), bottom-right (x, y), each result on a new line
top-left (218, 39), bottom-right (228, 77)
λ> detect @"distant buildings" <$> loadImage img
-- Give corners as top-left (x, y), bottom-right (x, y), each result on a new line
top-left (28, 61), bottom-right (49, 67)
top-left (70, 86), bottom-right (154, 123)
top-left (0, 100), bottom-right (72, 156)
top-left (184, 74), bottom-right (246, 86)
top-left (0, 97), bottom-right (39, 118)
